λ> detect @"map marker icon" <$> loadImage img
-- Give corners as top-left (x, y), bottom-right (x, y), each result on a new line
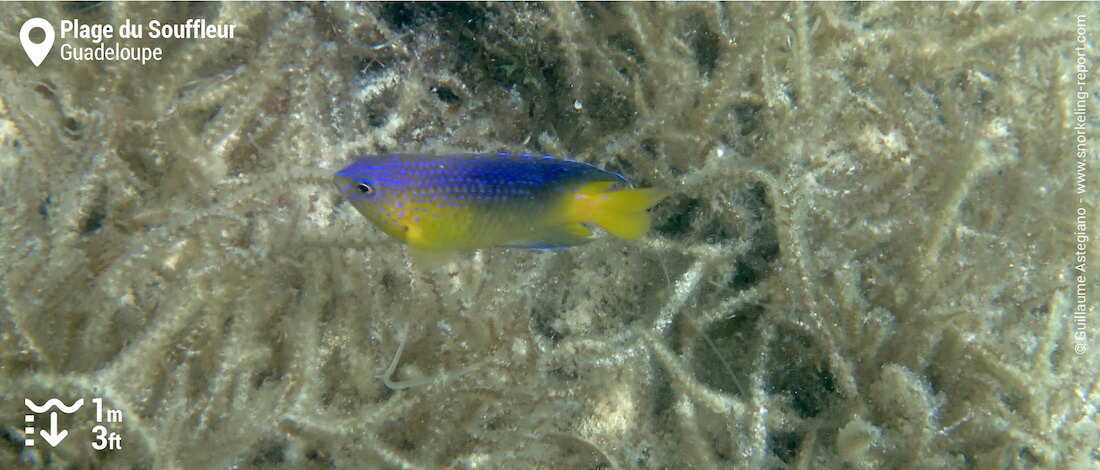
top-left (20, 18), bottom-right (55, 67)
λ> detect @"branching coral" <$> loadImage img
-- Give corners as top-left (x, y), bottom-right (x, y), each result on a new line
top-left (1, 2), bottom-right (1097, 468)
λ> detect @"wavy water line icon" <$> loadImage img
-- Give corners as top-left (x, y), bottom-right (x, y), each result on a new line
top-left (25, 398), bottom-right (84, 414)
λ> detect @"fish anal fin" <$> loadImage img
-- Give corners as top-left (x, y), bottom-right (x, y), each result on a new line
top-left (503, 223), bottom-right (593, 250)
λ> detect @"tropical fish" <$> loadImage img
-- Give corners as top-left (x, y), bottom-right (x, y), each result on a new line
top-left (335, 152), bottom-right (670, 252)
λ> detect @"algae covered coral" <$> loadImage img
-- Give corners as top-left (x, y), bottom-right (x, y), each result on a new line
top-left (1, 2), bottom-right (1097, 468)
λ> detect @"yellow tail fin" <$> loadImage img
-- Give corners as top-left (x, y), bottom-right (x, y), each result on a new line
top-left (571, 183), bottom-right (671, 240)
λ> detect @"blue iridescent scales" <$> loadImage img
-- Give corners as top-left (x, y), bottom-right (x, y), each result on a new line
top-left (335, 152), bottom-right (671, 252)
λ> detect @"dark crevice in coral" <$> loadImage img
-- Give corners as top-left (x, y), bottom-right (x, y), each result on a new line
top-left (317, 294), bottom-right (339, 326)
top-left (63, 116), bottom-right (83, 137)
top-left (692, 306), bottom-right (764, 397)
top-left (720, 102), bottom-right (766, 157)
top-left (39, 194), bottom-right (50, 220)
top-left (585, 86), bottom-right (636, 134)
top-left (690, 18), bottom-right (720, 76)
top-left (305, 447), bottom-right (331, 464)
top-left (221, 312), bottom-right (236, 336)
top-left (380, 270), bottom-right (397, 292)
top-left (1, 426), bottom-right (26, 452)
top-left (117, 129), bottom-right (165, 191)
top-left (729, 183), bottom-right (779, 290)
top-left (769, 430), bottom-right (801, 464)
top-left (785, 82), bottom-right (799, 107)
top-left (32, 82), bottom-right (57, 101)
top-left (667, 307), bottom-right (686, 353)
top-left (697, 208), bottom-right (734, 244)
top-left (649, 361), bottom-right (677, 425)
top-left (531, 303), bottom-right (564, 344)
top-left (249, 439), bottom-right (287, 466)
top-left (729, 245), bottom-right (778, 290)
top-left (654, 183), bottom-right (777, 291)
top-left (365, 107), bottom-right (389, 128)
top-left (434, 85), bottom-right (460, 104)
top-left (607, 32), bottom-right (645, 66)
top-left (653, 196), bottom-right (701, 239)
top-left (768, 325), bottom-right (841, 419)
top-left (382, 2), bottom-right (484, 32)
top-left (79, 186), bottom-right (109, 235)
top-left (549, 365), bottom-right (580, 381)
top-left (734, 102), bottom-right (763, 137)
top-left (396, 438), bottom-right (416, 452)
top-left (252, 368), bottom-right (275, 389)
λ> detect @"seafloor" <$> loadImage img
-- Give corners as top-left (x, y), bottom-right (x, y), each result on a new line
top-left (1, 2), bottom-right (1097, 468)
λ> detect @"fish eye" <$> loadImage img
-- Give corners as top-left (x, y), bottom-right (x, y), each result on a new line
top-left (356, 182), bottom-right (373, 194)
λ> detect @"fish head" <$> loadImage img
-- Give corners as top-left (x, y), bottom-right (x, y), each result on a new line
top-left (335, 158), bottom-right (399, 226)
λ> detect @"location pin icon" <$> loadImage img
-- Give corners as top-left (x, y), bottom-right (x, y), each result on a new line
top-left (20, 18), bottom-right (55, 67)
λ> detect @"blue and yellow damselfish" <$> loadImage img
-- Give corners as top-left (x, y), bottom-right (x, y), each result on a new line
top-left (335, 152), bottom-right (670, 252)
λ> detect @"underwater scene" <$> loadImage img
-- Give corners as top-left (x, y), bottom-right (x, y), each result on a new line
top-left (1, 2), bottom-right (1097, 468)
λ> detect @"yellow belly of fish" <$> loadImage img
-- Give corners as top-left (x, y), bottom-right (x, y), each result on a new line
top-left (391, 204), bottom-right (519, 251)
top-left (377, 181), bottom-right (669, 251)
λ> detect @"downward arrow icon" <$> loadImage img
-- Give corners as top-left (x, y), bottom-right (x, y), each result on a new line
top-left (40, 412), bottom-right (67, 447)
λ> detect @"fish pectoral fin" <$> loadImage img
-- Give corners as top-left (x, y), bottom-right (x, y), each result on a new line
top-left (502, 223), bottom-right (593, 250)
